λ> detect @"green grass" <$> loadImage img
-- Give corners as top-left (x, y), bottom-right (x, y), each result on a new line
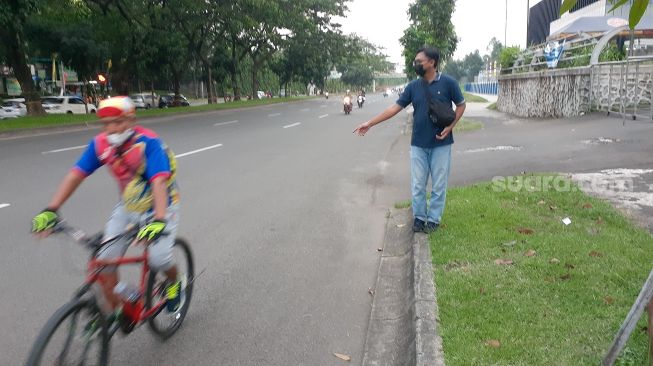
top-left (455, 117), bottom-right (483, 132)
top-left (429, 175), bottom-right (653, 365)
top-left (0, 96), bottom-right (315, 132)
top-left (463, 92), bottom-right (489, 103)
top-left (487, 102), bottom-right (498, 110)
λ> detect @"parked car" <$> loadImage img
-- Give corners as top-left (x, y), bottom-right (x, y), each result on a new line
top-left (1, 99), bottom-right (27, 118)
top-left (159, 94), bottom-right (190, 108)
top-left (131, 92), bottom-right (158, 109)
top-left (41, 96), bottom-right (97, 114)
top-left (130, 95), bottom-right (149, 109)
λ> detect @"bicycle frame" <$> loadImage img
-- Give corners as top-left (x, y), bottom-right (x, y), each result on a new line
top-left (85, 246), bottom-right (167, 325)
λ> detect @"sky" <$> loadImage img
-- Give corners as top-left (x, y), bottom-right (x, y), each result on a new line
top-left (337, 0), bottom-right (529, 70)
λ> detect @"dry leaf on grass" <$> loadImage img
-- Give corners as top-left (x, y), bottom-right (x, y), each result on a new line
top-left (582, 203), bottom-right (593, 209)
top-left (549, 258), bottom-right (560, 264)
top-left (564, 263), bottom-right (575, 270)
top-left (333, 353), bottom-right (351, 361)
top-left (589, 251), bottom-right (604, 257)
top-left (549, 205), bottom-right (557, 211)
top-left (603, 296), bottom-right (615, 305)
top-left (560, 273), bottom-right (572, 281)
top-left (485, 339), bottom-right (501, 348)
top-left (494, 259), bottom-right (514, 265)
top-left (596, 216), bottom-right (604, 225)
top-left (479, 287), bottom-right (486, 294)
top-left (524, 249), bottom-right (536, 257)
top-left (537, 200), bottom-right (546, 205)
top-left (517, 227), bottom-right (534, 235)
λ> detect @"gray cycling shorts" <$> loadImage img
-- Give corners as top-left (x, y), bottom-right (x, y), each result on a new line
top-left (96, 203), bottom-right (179, 272)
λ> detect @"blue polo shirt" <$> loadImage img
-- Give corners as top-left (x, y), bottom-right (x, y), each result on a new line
top-left (396, 73), bottom-right (465, 148)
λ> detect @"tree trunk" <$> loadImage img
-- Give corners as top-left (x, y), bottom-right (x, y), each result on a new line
top-left (251, 62), bottom-right (260, 100)
top-left (2, 26), bottom-right (45, 115)
top-left (207, 65), bottom-right (214, 104)
top-left (230, 36), bottom-right (241, 101)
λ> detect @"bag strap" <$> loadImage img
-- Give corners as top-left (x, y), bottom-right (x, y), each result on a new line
top-left (421, 78), bottom-right (432, 105)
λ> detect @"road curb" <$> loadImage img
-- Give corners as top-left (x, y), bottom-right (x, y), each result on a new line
top-left (362, 208), bottom-right (444, 365)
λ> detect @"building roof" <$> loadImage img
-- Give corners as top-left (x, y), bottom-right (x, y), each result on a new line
top-left (551, 15), bottom-right (653, 37)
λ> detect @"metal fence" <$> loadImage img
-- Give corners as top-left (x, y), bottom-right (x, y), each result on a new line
top-left (590, 58), bottom-right (653, 121)
top-left (464, 82), bottom-right (498, 95)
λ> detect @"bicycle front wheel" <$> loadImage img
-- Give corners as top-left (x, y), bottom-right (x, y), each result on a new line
top-left (25, 298), bottom-right (109, 366)
top-left (145, 237), bottom-right (194, 340)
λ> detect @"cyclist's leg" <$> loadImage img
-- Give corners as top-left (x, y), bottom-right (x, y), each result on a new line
top-left (96, 203), bottom-right (135, 310)
top-left (146, 203), bottom-right (179, 279)
top-left (146, 204), bottom-right (180, 311)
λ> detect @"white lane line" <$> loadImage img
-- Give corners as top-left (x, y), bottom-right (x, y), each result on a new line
top-left (0, 203), bottom-right (10, 209)
top-left (318, 114), bottom-right (329, 119)
top-left (320, 105), bottom-right (327, 108)
top-left (268, 113), bottom-right (281, 117)
top-left (283, 122), bottom-right (301, 129)
top-left (214, 120), bottom-right (239, 126)
top-left (42, 145), bottom-right (86, 154)
top-left (175, 143), bottom-right (223, 158)
top-left (300, 108), bottom-right (310, 112)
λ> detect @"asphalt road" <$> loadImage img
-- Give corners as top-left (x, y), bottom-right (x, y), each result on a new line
top-left (0, 94), bottom-right (412, 365)
top-left (3, 93), bottom-right (652, 366)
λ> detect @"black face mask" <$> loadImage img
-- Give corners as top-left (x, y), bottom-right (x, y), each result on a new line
top-left (413, 61), bottom-right (426, 77)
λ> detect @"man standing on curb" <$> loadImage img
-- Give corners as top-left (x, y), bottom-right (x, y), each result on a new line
top-left (353, 47), bottom-right (466, 233)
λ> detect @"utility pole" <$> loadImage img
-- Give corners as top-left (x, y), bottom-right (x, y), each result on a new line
top-left (526, 0), bottom-right (530, 47)
top-left (504, 0), bottom-right (508, 46)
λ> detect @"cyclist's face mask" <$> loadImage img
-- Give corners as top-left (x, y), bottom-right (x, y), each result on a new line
top-left (101, 117), bottom-right (135, 147)
top-left (107, 128), bottom-right (134, 147)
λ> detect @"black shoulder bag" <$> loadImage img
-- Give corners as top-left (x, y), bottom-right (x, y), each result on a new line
top-left (421, 79), bottom-right (456, 129)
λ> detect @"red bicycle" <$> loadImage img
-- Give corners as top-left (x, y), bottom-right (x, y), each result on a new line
top-left (25, 221), bottom-right (194, 366)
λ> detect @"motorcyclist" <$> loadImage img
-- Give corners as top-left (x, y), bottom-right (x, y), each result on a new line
top-left (325, 91), bottom-right (329, 99)
top-left (343, 90), bottom-right (353, 114)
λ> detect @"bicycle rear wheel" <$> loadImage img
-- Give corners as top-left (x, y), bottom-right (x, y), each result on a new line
top-left (145, 237), bottom-right (194, 340)
top-left (25, 298), bottom-right (109, 366)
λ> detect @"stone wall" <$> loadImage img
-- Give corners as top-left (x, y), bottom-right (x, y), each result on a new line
top-left (498, 67), bottom-right (591, 118)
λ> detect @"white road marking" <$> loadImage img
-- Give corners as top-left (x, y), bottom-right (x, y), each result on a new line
top-left (268, 113), bottom-right (281, 117)
top-left (0, 203), bottom-right (10, 209)
top-left (42, 145), bottom-right (87, 154)
top-left (300, 108), bottom-right (310, 112)
top-left (320, 105), bottom-right (327, 108)
top-left (175, 143), bottom-right (223, 158)
top-left (283, 122), bottom-right (301, 129)
top-left (214, 120), bottom-right (239, 126)
top-left (318, 114), bottom-right (329, 119)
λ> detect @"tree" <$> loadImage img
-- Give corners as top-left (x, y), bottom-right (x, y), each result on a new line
top-left (399, 0), bottom-right (458, 78)
top-left (486, 37), bottom-right (503, 64)
top-left (0, 0), bottom-right (45, 115)
top-left (561, 0), bottom-right (650, 29)
top-left (462, 50), bottom-right (484, 81)
top-left (442, 59), bottom-right (463, 81)
top-left (340, 63), bottom-right (373, 89)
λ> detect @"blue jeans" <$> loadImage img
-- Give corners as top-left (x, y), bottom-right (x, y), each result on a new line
top-left (410, 144), bottom-right (452, 224)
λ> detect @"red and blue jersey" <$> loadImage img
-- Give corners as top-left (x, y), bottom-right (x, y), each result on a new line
top-left (73, 126), bottom-right (179, 212)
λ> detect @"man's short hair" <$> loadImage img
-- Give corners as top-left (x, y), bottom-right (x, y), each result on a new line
top-left (417, 47), bottom-right (440, 67)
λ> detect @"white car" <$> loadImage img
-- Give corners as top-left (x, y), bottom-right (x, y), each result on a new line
top-left (0, 99), bottom-right (27, 119)
top-left (131, 93), bottom-right (158, 109)
top-left (42, 96), bottom-right (97, 114)
top-left (130, 95), bottom-right (149, 109)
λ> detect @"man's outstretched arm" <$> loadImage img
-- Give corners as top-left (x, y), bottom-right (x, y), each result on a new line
top-left (353, 104), bottom-right (403, 136)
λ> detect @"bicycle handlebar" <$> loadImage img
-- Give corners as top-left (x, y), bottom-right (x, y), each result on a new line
top-left (52, 220), bottom-right (167, 250)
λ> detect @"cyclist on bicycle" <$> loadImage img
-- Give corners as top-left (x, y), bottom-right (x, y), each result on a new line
top-left (31, 96), bottom-right (182, 317)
